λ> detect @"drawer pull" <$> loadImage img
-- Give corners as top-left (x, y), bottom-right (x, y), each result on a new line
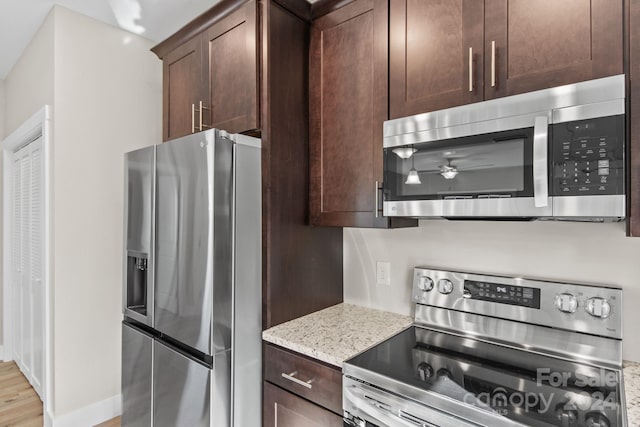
top-left (281, 371), bottom-right (314, 389)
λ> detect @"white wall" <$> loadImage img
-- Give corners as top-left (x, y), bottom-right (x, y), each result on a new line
top-left (1, 10), bottom-right (56, 352)
top-left (1, 4), bottom-right (160, 420)
top-left (344, 220), bottom-right (640, 362)
top-left (4, 14), bottom-right (55, 137)
top-left (0, 79), bottom-right (4, 346)
top-left (0, 79), bottom-right (5, 139)
top-left (51, 5), bottom-right (161, 418)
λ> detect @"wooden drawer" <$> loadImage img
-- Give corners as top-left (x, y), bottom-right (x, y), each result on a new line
top-left (264, 382), bottom-right (343, 427)
top-left (264, 343), bottom-right (342, 415)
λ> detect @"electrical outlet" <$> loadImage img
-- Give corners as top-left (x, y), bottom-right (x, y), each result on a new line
top-left (376, 261), bottom-right (391, 286)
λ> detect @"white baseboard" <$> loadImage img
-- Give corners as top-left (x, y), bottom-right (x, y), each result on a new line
top-left (50, 394), bottom-right (121, 427)
top-left (0, 345), bottom-right (3, 361)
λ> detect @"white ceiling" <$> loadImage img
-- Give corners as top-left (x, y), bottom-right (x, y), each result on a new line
top-left (0, 0), bottom-right (227, 79)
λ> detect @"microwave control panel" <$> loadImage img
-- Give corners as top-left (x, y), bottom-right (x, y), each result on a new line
top-left (551, 115), bottom-right (624, 197)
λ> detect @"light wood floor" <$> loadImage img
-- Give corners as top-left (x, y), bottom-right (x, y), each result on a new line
top-left (95, 416), bottom-right (120, 427)
top-left (0, 361), bottom-right (43, 427)
top-left (0, 361), bottom-right (121, 427)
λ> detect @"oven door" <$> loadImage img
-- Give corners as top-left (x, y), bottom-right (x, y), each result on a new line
top-left (343, 377), bottom-right (482, 427)
top-left (383, 117), bottom-right (551, 218)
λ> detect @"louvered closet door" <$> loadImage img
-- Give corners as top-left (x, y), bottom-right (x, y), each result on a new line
top-left (30, 141), bottom-right (44, 397)
top-left (12, 153), bottom-right (23, 368)
top-left (20, 148), bottom-right (32, 381)
top-left (11, 137), bottom-right (44, 398)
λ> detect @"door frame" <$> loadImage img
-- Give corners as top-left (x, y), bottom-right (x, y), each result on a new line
top-left (1, 105), bottom-right (52, 415)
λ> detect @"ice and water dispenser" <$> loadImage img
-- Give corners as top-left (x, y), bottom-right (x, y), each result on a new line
top-left (126, 251), bottom-right (148, 316)
top-left (124, 146), bottom-right (154, 326)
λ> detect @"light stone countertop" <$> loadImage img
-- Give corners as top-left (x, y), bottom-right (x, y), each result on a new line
top-left (624, 360), bottom-right (640, 426)
top-left (262, 303), bottom-right (412, 367)
top-left (263, 303), bottom-right (639, 425)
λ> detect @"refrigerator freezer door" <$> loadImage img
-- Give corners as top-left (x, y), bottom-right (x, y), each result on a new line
top-left (153, 340), bottom-right (212, 427)
top-left (154, 130), bottom-right (233, 355)
top-left (124, 147), bottom-right (154, 326)
top-left (122, 322), bottom-right (153, 427)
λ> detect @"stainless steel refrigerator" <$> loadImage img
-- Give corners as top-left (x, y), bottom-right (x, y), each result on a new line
top-left (121, 129), bottom-right (261, 427)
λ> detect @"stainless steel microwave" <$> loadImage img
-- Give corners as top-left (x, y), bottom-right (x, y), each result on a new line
top-left (383, 75), bottom-right (626, 221)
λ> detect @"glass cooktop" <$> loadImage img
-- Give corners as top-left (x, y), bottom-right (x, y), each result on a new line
top-left (345, 326), bottom-right (624, 427)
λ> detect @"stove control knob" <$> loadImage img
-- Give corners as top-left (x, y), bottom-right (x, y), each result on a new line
top-left (585, 412), bottom-right (610, 427)
top-left (585, 297), bottom-right (612, 319)
top-left (437, 279), bottom-right (453, 294)
top-left (555, 403), bottom-right (578, 426)
top-left (436, 368), bottom-right (453, 381)
top-left (418, 276), bottom-right (434, 292)
top-left (417, 362), bottom-right (434, 381)
top-left (554, 293), bottom-right (578, 313)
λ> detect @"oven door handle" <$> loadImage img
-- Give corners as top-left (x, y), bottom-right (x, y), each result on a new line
top-left (344, 386), bottom-right (436, 427)
top-left (533, 115), bottom-right (549, 208)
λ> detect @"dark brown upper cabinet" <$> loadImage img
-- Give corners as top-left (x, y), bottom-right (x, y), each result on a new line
top-left (155, 0), bottom-right (259, 141)
top-left (389, 0), bottom-right (485, 119)
top-left (205, 2), bottom-right (259, 133)
top-left (309, 0), bottom-right (416, 228)
top-left (390, 0), bottom-right (623, 118)
top-left (154, 0), bottom-right (344, 329)
top-left (162, 36), bottom-right (205, 141)
top-left (484, 0), bottom-right (623, 99)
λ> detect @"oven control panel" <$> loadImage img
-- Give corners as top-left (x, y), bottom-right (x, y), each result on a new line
top-left (463, 280), bottom-right (541, 309)
top-left (551, 115), bottom-right (625, 197)
top-left (412, 267), bottom-right (622, 339)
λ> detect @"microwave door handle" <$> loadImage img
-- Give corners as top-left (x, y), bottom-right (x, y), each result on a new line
top-left (533, 116), bottom-right (549, 207)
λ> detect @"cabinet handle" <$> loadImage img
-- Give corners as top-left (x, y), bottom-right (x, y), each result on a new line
top-left (468, 47), bottom-right (473, 92)
top-left (191, 103), bottom-right (196, 133)
top-left (491, 40), bottom-right (496, 88)
top-left (198, 101), bottom-right (211, 132)
top-left (281, 371), bottom-right (314, 389)
top-left (375, 180), bottom-right (379, 218)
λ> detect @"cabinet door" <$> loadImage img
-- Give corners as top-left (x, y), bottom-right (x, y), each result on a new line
top-left (205, 1), bottom-right (259, 134)
top-left (310, 0), bottom-right (390, 228)
top-left (162, 36), bottom-right (205, 141)
top-left (389, 0), bottom-right (484, 118)
top-left (484, 0), bottom-right (623, 99)
top-left (263, 382), bottom-right (343, 427)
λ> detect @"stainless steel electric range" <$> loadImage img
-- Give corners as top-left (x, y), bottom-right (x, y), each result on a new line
top-left (343, 268), bottom-right (627, 427)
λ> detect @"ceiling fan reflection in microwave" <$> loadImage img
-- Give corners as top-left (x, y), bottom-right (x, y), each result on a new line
top-left (402, 146), bottom-right (498, 184)
top-left (439, 160), bottom-right (459, 179)
top-left (406, 158), bottom-right (462, 184)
